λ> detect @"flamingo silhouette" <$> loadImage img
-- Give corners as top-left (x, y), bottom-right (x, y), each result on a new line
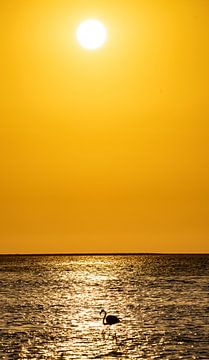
top-left (100, 309), bottom-right (120, 325)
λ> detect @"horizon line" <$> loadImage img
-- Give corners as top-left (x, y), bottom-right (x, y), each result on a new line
top-left (0, 252), bottom-right (209, 256)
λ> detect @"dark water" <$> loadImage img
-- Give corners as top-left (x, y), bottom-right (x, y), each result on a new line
top-left (0, 254), bottom-right (209, 359)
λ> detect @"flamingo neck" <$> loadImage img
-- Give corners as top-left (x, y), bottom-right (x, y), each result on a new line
top-left (102, 311), bottom-right (107, 325)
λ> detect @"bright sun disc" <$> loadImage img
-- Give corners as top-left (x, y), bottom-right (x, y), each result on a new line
top-left (76, 19), bottom-right (107, 50)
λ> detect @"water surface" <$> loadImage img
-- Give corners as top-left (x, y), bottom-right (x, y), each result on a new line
top-left (0, 254), bottom-right (209, 359)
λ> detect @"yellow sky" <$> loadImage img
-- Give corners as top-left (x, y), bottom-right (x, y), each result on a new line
top-left (1, 0), bottom-right (209, 254)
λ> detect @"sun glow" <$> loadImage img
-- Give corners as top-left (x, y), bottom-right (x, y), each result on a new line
top-left (76, 19), bottom-right (107, 50)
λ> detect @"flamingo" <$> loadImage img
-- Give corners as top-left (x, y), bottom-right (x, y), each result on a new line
top-left (100, 309), bottom-right (120, 325)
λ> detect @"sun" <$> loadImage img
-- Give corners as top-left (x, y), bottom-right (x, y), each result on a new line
top-left (76, 19), bottom-right (107, 50)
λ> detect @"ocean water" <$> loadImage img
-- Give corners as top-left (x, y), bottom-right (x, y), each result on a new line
top-left (0, 254), bottom-right (209, 359)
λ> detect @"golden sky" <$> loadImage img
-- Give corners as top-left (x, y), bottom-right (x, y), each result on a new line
top-left (1, 0), bottom-right (209, 254)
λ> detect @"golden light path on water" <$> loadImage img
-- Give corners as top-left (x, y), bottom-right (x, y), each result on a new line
top-left (0, 255), bottom-right (209, 359)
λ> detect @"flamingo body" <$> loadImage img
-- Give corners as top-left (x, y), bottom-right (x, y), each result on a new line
top-left (100, 309), bottom-right (120, 325)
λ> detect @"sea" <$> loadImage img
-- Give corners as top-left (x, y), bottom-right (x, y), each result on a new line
top-left (0, 254), bottom-right (208, 359)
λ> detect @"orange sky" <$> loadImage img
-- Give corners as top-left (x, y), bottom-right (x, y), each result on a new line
top-left (0, 0), bottom-right (209, 254)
